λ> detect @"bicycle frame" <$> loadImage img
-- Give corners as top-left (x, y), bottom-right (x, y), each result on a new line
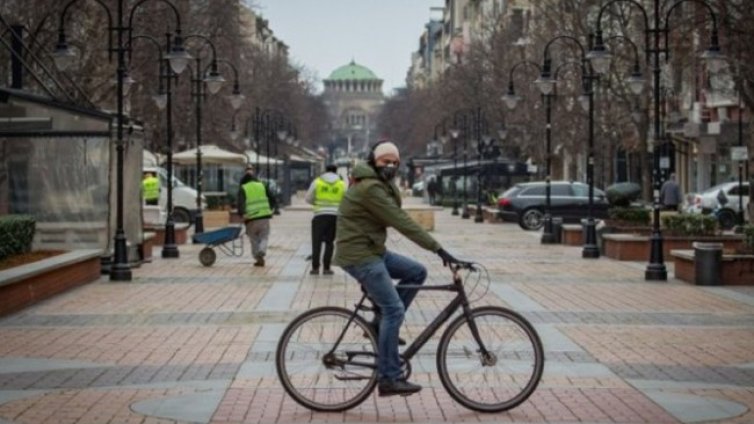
top-left (326, 268), bottom-right (491, 370)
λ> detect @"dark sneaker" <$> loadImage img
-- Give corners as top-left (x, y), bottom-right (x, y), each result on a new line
top-left (378, 379), bottom-right (422, 397)
top-left (322, 269), bottom-right (334, 275)
top-left (254, 258), bottom-right (265, 267)
top-left (310, 268), bottom-right (319, 275)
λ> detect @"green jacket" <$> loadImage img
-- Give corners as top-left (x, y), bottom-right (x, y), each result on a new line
top-left (334, 163), bottom-right (442, 267)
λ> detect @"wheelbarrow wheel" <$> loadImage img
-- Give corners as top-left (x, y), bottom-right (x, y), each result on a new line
top-left (199, 247), bottom-right (216, 267)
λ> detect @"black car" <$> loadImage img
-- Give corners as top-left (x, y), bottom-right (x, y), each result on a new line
top-left (497, 181), bottom-right (610, 230)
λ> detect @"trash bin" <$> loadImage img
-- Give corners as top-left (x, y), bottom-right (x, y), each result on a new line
top-left (551, 217), bottom-right (563, 244)
top-left (693, 242), bottom-right (723, 285)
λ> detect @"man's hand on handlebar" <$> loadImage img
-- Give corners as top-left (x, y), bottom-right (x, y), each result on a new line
top-left (437, 248), bottom-right (476, 271)
top-left (437, 248), bottom-right (461, 267)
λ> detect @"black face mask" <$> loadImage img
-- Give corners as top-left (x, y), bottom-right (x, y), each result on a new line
top-left (376, 164), bottom-right (398, 181)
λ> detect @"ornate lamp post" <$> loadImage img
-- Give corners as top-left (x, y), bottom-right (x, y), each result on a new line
top-left (473, 113), bottom-right (490, 223)
top-left (128, 33), bottom-right (182, 258)
top-left (52, 0), bottom-right (190, 281)
top-left (590, 0), bottom-right (724, 279)
top-left (503, 60), bottom-right (558, 242)
top-left (448, 112), bottom-right (468, 216)
top-left (535, 36), bottom-right (601, 257)
top-left (474, 134), bottom-right (496, 223)
top-left (183, 35), bottom-right (227, 235)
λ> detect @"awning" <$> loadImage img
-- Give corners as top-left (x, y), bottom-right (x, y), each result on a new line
top-left (244, 150), bottom-right (284, 165)
top-left (172, 144), bottom-right (248, 166)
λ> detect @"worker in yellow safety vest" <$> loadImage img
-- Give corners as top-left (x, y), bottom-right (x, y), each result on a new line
top-left (237, 165), bottom-right (277, 267)
top-left (305, 164), bottom-right (346, 275)
top-left (142, 171), bottom-right (160, 206)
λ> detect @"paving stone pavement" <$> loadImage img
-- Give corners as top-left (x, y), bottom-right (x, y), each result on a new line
top-left (1, 197), bottom-right (753, 423)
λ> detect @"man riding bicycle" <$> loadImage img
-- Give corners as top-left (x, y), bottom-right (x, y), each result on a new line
top-left (334, 140), bottom-right (459, 397)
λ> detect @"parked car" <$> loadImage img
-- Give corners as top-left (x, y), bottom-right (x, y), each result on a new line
top-left (497, 181), bottom-right (610, 230)
top-left (684, 181), bottom-right (750, 229)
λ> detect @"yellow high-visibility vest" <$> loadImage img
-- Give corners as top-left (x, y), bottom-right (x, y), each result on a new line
top-left (313, 177), bottom-right (345, 213)
top-left (143, 176), bottom-right (160, 201)
top-left (243, 181), bottom-right (272, 219)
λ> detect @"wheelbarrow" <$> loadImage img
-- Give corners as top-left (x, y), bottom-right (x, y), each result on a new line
top-left (191, 225), bottom-right (245, 266)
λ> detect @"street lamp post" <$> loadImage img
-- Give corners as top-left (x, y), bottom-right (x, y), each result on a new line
top-left (184, 35), bottom-right (226, 235)
top-left (535, 36), bottom-right (610, 258)
top-left (52, 0), bottom-right (190, 281)
top-left (590, 0), bottom-right (724, 279)
top-left (129, 33), bottom-right (181, 258)
top-left (449, 111), bottom-right (471, 216)
top-left (475, 135), bottom-right (495, 223)
top-left (503, 60), bottom-right (561, 242)
top-left (473, 111), bottom-right (490, 223)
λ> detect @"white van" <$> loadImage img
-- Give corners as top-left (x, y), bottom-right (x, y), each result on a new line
top-left (143, 166), bottom-right (206, 225)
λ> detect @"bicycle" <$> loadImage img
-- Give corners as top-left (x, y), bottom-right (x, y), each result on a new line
top-left (275, 261), bottom-right (544, 413)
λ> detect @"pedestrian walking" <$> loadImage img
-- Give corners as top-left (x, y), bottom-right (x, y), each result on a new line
top-left (142, 171), bottom-right (160, 206)
top-left (660, 173), bottom-right (682, 211)
top-left (334, 140), bottom-right (461, 397)
top-left (426, 177), bottom-right (437, 205)
top-left (237, 165), bottom-right (277, 267)
top-left (305, 164), bottom-right (345, 275)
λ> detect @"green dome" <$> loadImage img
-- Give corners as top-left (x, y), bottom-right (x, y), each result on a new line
top-left (327, 60), bottom-right (379, 81)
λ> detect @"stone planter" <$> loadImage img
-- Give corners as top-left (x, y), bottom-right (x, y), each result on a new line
top-left (603, 233), bottom-right (745, 261)
top-left (146, 223), bottom-right (189, 245)
top-left (671, 249), bottom-right (754, 285)
top-left (0, 249), bottom-right (101, 316)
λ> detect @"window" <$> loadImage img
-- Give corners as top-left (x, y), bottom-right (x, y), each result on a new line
top-left (729, 183), bottom-right (749, 196)
top-left (572, 183), bottom-right (589, 197)
top-left (520, 185), bottom-right (546, 196)
top-left (551, 185), bottom-right (571, 196)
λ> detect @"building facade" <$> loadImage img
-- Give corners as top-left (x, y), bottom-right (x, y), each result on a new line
top-left (322, 61), bottom-right (384, 161)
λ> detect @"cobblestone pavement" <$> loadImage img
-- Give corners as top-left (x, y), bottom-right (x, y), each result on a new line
top-left (1, 197), bottom-right (753, 423)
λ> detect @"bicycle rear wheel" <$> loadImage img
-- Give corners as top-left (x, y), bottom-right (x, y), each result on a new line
top-left (437, 306), bottom-right (544, 412)
top-left (275, 307), bottom-right (378, 412)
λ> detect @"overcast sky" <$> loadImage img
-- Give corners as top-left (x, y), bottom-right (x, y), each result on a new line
top-left (251, 0), bottom-right (444, 96)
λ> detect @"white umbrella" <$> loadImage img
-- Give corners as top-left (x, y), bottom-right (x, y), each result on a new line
top-left (244, 150), bottom-right (284, 165)
top-left (172, 144), bottom-right (248, 166)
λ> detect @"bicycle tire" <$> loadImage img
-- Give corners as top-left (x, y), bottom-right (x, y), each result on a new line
top-left (436, 306), bottom-right (544, 412)
top-left (275, 306), bottom-right (378, 412)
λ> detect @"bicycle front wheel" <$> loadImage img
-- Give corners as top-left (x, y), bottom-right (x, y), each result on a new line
top-left (437, 306), bottom-right (544, 412)
top-left (275, 307), bottom-right (378, 412)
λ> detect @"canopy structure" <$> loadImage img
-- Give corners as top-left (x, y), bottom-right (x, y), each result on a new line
top-left (244, 150), bottom-right (284, 166)
top-left (143, 150), bottom-right (161, 167)
top-left (172, 144), bottom-right (248, 166)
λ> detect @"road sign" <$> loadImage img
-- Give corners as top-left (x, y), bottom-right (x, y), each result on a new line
top-left (659, 157), bottom-right (670, 169)
top-left (731, 146), bottom-right (749, 161)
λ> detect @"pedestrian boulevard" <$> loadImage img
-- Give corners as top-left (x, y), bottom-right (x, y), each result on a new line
top-left (0, 197), bottom-right (753, 423)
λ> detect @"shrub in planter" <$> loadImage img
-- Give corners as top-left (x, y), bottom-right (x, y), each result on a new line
top-left (661, 214), bottom-right (717, 236)
top-left (608, 207), bottom-right (650, 225)
top-left (606, 182), bottom-right (641, 207)
top-left (0, 215), bottom-right (36, 261)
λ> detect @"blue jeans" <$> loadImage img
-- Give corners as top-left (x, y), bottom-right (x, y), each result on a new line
top-left (342, 251), bottom-right (428, 381)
